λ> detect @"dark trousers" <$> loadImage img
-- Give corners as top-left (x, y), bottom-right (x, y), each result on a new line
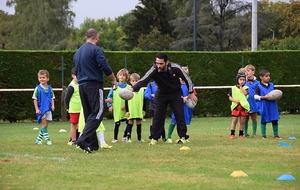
top-left (77, 83), bottom-right (104, 150)
top-left (151, 90), bottom-right (187, 140)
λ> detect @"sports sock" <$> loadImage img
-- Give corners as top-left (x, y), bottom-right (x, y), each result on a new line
top-left (41, 127), bottom-right (50, 141)
top-left (244, 122), bottom-right (248, 136)
top-left (126, 124), bottom-right (133, 139)
top-left (239, 130), bottom-right (243, 136)
top-left (167, 123), bottom-right (175, 139)
top-left (260, 123), bottom-right (266, 137)
top-left (97, 131), bottom-right (106, 146)
top-left (113, 122), bottom-right (120, 140)
top-left (36, 129), bottom-right (43, 141)
top-left (136, 124), bottom-right (142, 140)
top-left (272, 124), bottom-right (279, 137)
top-left (252, 121), bottom-right (257, 136)
top-left (230, 130), bottom-right (235, 136)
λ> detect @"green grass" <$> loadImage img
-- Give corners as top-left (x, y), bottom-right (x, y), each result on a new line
top-left (0, 115), bottom-right (299, 190)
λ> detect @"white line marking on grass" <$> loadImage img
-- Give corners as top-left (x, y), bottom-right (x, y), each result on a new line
top-left (1, 152), bottom-right (67, 162)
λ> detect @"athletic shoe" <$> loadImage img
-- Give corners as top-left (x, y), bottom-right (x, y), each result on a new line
top-left (100, 144), bottom-right (113, 149)
top-left (261, 136), bottom-right (267, 140)
top-left (67, 141), bottom-right (72, 146)
top-left (126, 139), bottom-right (132, 143)
top-left (149, 139), bottom-right (158, 145)
top-left (35, 140), bottom-right (42, 145)
top-left (111, 139), bottom-right (118, 143)
top-left (46, 140), bottom-right (53, 146)
top-left (162, 138), bottom-right (167, 142)
top-left (245, 134), bottom-right (250, 137)
top-left (137, 139), bottom-right (145, 142)
top-left (274, 136), bottom-right (281, 139)
top-left (176, 138), bottom-right (187, 144)
top-left (186, 139), bottom-right (190, 143)
top-left (239, 135), bottom-right (245, 139)
top-left (82, 147), bottom-right (93, 154)
top-left (122, 137), bottom-right (127, 142)
top-left (230, 135), bottom-right (235, 139)
top-left (165, 138), bottom-right (173, 143)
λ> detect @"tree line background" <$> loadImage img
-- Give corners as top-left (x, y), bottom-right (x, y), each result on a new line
top-left (1, 0), bottom-right (300, 51)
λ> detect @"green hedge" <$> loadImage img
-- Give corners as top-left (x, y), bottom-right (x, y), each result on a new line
top-left (0, 50), bottom-right (299, 122)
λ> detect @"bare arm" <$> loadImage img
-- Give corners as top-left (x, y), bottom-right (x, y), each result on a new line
top-left (33, 99), bottom-right (40, 114)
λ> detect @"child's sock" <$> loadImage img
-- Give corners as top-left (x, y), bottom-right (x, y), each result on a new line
top-left (252, 121), bottom-right (257, 136)
top-left (230, 130), bottom-right (235, 136)
top-left (113, 122), bottom-right (120, 140)
top-left (36, 129), bottom-right (43, 141)
top-left (136, 124), bottom-right (142, 140)
top-left (244, 122), bottom-right (248, 136)
top-left (126, 124), bottom-right (133, 139)
top-left (272, 124), bottom-right (279, 137)
top-left (260, 123), bottom-right (266, 137)
top-left (41, 127), bottom-right (50, 141)
top-left (97, 131), bottom-right (106, 146)
top-left (239, 130), bottom-right (244, 136)
top-left (167, 123), bottom-right (175, 139)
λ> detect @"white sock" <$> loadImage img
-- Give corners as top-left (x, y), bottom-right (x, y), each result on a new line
top-left (97, 131), bottom-right (106, 146)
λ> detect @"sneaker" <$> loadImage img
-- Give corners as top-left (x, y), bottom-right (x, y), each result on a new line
top-left (82, 147), bottom-right (93, 154)
top-left (100, 144), bottom-right (113, 149)
top-left (252, 135), bottom-right (256, 137)
top-left (149, 139), bottom-right (158, 145)
top-left (176, 138), bottom-right (187, 144)
top-left (71, 141), bottom-right (77, 146)
top-left (67, 141), bottom-right (72, 146)
top-left (111, 139), bottom-right (118, 143)
top-left (35, 140), bottom-right (42, 145)
top-left (126, 139), bottom-right (132, 143)
top-left (261, 136), bottom-right (267, 140)
top-left (239, 135), bottom-right (245, 139)
top-left (162, 138), bottom-right (167, 142)
top-left (137, 139), bottom-right (145, 142)
top-left (165, 138), bottom-right (173, 143)
top-left (245, 134), bottom-right (250, 137)
top-left (230, 135), bottom-right (235, 139)
top-left (186, 139), bottom-right (190, 143)
top-left (274, 136), bottom-right (282, 139)
top-left (46, 140), bottom-right (53, 146)
top-left (122, 137), bottom-right (127, 142)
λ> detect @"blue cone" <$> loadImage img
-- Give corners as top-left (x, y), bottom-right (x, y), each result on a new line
top-left (288, 136), bottom-right (296, 140)
top-left (279, 142), bottom-right (291, 146)
top-left (277, 174), bottom-right (296, 181)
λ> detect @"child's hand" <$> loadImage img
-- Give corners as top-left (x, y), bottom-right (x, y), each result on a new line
top-left (36, 109), bottom-right (41, 114)
top-left (121, 105), bottom-right (126, 110)
top-left (52, 106), bottom-right (55, 111)
top-left (125, 112), bottom-right (130, 117)
top-left (105, 98), bottom-right (113, 103)
top-left (151, 94), bottom-right (155, 98)
top-left (142, 111), bottom-right (146, 117)
top-left (108, 107), bottom-right (113, 112)
top-left (182, 96), bottom-right (188, 102)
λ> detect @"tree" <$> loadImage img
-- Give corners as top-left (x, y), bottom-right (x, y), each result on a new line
top-left (123, 0), bottom-right (175, 50)
top-left (0, 10), bottom-right (14, 49)
top-left (136, 27), bottom-right (174, 50)
top-left (6, 0), bottom-right (76, 50)
top-left (170, 0), bottom-right (251, 51)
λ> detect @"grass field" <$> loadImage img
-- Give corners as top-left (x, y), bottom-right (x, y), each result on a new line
top-left (0, 115), bottom-right (299, 190)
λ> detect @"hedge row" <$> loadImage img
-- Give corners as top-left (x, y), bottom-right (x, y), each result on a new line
top-left (0, 50), bottom-right (299, 122)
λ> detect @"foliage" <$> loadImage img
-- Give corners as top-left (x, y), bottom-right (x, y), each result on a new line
top-left (123, 0), bottom-right (175, 50)
top-left (0, 116), bottom-right (300, 189)
top-left (5, 0), bottom-right (76, 50)
top-left (136, 27), bottom-right (174, 51)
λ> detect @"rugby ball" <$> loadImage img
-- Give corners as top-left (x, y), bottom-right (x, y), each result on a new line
top-left (118, 88), bottom-right (134, 100)
top-left (267, 89), bottom-right (283, 100)
top-left (186, 98), bottom-right (197, 108)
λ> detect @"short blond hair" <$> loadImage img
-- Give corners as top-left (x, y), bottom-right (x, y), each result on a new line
top-left (130, 73), bottom-right (140, 80)
top-left (117, 68), bottom-right (129, 81)
top-left (237, 67), bottom-right (245, 73)
top-left (245, 64), bottom-right (255, 71)
top-left (38, 70), bottom-right (49, 78)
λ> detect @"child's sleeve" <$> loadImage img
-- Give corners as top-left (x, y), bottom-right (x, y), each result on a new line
top-left (106, 88), bottom-right (114, 108)
top-left (64, 86), bottom-right (74, 110)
